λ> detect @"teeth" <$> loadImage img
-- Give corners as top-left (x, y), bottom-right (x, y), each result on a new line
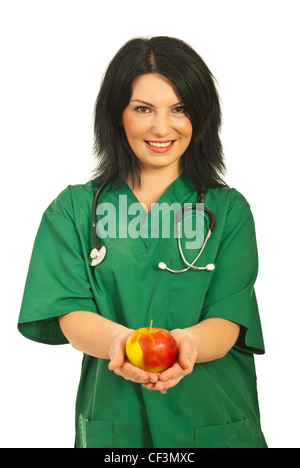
top-left (147, 141), bottom-right (174, 148)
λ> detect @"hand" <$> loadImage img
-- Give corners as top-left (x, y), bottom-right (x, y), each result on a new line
top-left (108, 329), bottom-right (159, 385)
top-left (141, 328), bottom-right (197, 392)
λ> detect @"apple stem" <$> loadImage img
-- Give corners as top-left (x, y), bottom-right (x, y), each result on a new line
top-left (150, 319), bottom-right (153, 333)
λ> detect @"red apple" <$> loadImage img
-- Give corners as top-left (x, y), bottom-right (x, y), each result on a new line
top-left (126, 322), bottom-right (178, 373)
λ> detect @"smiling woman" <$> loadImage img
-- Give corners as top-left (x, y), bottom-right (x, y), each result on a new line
top-left (121, 73), bottom-right (193, 176)
top-left (93, 36), bottom-right (226, 192)
top-left (18, 36), bottom-right (267, 449)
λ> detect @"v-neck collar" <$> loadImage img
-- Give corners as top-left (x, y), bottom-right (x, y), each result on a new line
top-left (112, 173), bottom-right (196, 248)
top-left (121, 173), bottom-right (195, 206)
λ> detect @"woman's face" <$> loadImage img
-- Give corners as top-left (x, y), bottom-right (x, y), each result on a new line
top-left (122, 73), bottom-right (193, 175)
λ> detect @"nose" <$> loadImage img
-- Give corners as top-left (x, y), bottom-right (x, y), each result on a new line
top-left (151, 111), bottom-right (171, 137)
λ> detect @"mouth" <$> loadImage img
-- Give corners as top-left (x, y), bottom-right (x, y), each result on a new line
top-left (144, 140), bottom-right (176, 153)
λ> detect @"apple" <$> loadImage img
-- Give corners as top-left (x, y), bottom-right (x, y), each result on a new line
top-left (125, 321), bottom-right (178, 373)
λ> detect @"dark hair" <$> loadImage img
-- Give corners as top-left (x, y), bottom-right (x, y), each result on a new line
top-left (92, 36), bottom-right (227, 191)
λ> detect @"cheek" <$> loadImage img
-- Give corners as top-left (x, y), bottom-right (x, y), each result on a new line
top-left (176, 119), bottom-right (193, 145)
top-left (182, 119), bottom-right (193, 139)
top-left (122, 111), bottom-right (147, 140)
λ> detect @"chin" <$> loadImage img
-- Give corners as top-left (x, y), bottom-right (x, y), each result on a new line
top-left (140, 155), bottom-right (182, 171)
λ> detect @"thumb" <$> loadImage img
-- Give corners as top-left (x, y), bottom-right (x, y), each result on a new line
top-left (177, 338), bottom-right (194, 371)
top-left (108, 338), bottom-right (126, 371)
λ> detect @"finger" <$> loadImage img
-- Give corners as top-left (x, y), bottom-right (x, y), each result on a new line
top-left (119, 361), bottom-right (150, 382)
top-left (147, 372), bottom-right (159, 384)
top-left (142, 382), bottom-right (156, 390)
top-left (114, 367), bottom-right (147, 383)
top-left (159, 361), bottom-right (184, 381)
top-left (143, 377), bottom-right (182, 391)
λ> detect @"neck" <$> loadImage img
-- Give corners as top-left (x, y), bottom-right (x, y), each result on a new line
top-left (125, 165), bottom-right (183, 213)
top-left (130, 163), bottom-right (183, 191)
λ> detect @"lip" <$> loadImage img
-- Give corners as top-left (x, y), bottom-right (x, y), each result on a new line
top-left (144, 140), bottom-right (176, 153)
top-left (147, 140), bottom-right (174, 143)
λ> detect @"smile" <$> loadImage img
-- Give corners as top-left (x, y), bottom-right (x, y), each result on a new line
top-left (144, 140), bottom-right (176, 153)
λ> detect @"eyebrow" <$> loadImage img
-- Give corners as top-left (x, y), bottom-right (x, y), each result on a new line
top-left (130, 99), bottom-right (184, 108)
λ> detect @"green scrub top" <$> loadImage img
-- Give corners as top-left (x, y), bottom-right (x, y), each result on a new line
top-left (18, 174), bottom-right (267, 448)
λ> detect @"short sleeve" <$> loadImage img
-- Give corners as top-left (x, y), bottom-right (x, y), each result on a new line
top-left (201, 191), bottom-right (265, 354)
top-left (18, 199), bottom-right (98, 345)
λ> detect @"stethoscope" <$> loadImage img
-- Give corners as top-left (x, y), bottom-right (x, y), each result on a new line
top-left (89, 183), bottom-right (216, 273)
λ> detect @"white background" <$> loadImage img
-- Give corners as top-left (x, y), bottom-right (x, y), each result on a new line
top-left (1, 0), bottom-right (299, 448)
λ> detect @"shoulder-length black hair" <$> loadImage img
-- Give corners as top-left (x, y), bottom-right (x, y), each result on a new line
top-left (92, 36), bottom-right (227, 191)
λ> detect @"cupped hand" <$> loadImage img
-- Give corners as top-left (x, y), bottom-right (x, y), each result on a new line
top-left (142, 328), bottom-right (197, 392)
top-left (108, 329), bottom-right (159, 385)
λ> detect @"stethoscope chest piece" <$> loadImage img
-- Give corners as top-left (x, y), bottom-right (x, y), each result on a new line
top-left (89, 246), bottom-right (107, 267)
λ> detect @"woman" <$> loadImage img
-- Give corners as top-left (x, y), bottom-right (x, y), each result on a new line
top-left (18, 36), bottom-right (267, 448)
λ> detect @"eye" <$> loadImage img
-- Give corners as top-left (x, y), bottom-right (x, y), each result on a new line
top-left (172, 106), bottom-right (187, 114)
top-left (135, 106), bottom-right (151, 113)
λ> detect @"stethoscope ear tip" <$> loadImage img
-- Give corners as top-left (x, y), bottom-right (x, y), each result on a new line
top-left (206, 263), bottom-right (215, 271)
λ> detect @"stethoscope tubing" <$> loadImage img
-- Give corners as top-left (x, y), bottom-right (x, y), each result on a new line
top-left (89, 183), bottom-right (216, 272)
